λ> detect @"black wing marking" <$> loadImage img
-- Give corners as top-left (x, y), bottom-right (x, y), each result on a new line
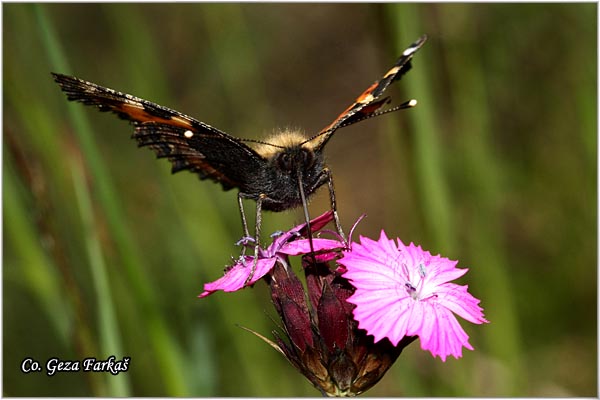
top-left (52, 73), bottom-right (266, 191)
top-left (311, 34), bottom-right (427, 150)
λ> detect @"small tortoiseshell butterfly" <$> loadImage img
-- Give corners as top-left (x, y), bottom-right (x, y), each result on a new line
top-left (53, 35), bottom-right (427, 271)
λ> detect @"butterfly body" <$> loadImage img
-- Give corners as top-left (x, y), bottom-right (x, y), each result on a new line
top-left (249, 131), bottom-right (326, 211)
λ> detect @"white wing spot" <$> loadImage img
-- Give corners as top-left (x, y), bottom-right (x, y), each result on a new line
top-left (184, 130), bottom-right (194, 138)
top-left (403, 45), bottom-right (418, 57)
top-left (408, 99), bottom-right (418, 107)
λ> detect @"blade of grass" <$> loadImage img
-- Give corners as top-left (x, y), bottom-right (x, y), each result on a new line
top-left (200, 4), bottom-right (275, 133)
top-left (4, 8), bottom-right (106, 387)
top-left (437, 6), bottom-right (524, 395)
top-left (385, 4), bottom-right (454, 253)
top-left (383, 4), bottom-right (509, 396)
top-left (71, 158), bottom-right (131, 396)
top-left (34, 5), bottom-right (188, 395)
top-left (3, 167), bottom-right (72, 344)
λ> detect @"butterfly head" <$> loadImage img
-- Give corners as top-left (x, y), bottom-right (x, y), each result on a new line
top-left (254, 129), bottom-right (322, 176)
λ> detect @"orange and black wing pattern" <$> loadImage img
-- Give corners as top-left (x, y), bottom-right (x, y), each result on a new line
top-left (313, 35), bottom-right (427, 150)
top-left (52, 73), bottom-right (265, 191)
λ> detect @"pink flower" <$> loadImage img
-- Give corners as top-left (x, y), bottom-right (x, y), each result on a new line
top-left (338, 231), bottom-right (489, 361)
top-left (199, 211), bottom-right (344, 298)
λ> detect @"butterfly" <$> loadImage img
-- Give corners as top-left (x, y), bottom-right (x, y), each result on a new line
top-left (52, 34), bottom-right (427, 278)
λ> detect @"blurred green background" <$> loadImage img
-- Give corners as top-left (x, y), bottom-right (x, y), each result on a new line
top-left (3, 3), bottom-right (596, 396)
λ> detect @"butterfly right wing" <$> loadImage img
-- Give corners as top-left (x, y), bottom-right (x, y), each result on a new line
top-left (311, 35), bottom-right (427, 151)
top-left (52, 73), bottom-right (266, 192)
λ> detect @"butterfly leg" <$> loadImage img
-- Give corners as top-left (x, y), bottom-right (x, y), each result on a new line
top-left (237, 193), bottom-right (254, 257)
top-left (243, 194), bottom-right (265, 285)
top-left (323, 167), bottom-right (346, 243)
top-left (297, 170), bottom-right (317, 266)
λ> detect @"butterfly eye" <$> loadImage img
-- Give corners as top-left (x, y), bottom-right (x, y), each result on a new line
top-left (277, 152), bottom-right (293, 170)
top-left (301, 148), bottom-right (314, 166)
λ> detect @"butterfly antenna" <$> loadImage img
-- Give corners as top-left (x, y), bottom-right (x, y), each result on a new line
top-left (302, 127), bottom-right (335, 146)
top-left (240, 138), bottom-right (286, 149)
top-left (302, 98), bottom-right (418, 146)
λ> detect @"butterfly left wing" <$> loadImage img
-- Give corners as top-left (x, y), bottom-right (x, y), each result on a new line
top-left (312, 35), bottom-right (427, 151)
top-left (52, 73), bottom-right (266, 192)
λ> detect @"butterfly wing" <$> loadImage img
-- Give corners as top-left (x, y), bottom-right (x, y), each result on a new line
top-left (52, 73), bottom-right (265, 191)
top-left (312, 34), bottom-right (427, 150)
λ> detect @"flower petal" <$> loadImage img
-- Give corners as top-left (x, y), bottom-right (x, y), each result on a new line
top-left (436, 283), bottom-right (489, 324)
top-left (417, 304), bottom-right (474, 361)
top-left (198, 256), bottom-right (277, 298)
top-left (339, 230), bottom-right (489, 360)
top-left (293, 210), bottom-right (335, 238)
top-left (279, 238), bottom-right (343, 256)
